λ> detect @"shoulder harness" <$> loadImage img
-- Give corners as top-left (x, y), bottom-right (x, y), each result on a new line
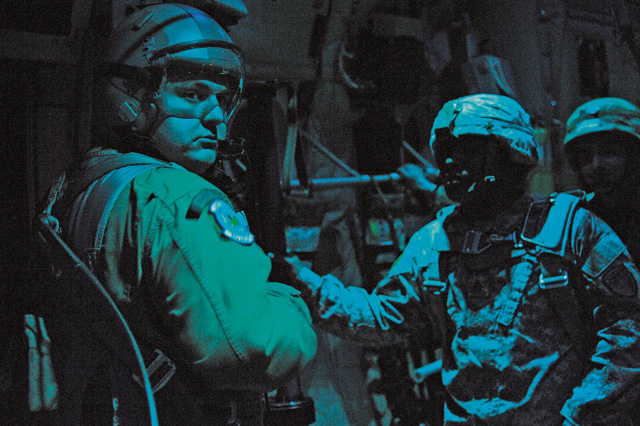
top-left (521, 190), bottom-right (592, 358)
top-left (62, 153), bottom-right (172, 270)
top-left (41, 154), bottom-right (228, 422)
top-left (421, 191), bottom-right (592, 358)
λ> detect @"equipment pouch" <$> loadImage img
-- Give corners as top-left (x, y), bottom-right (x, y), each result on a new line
top-left (521, 190), bottom-right (587, 256)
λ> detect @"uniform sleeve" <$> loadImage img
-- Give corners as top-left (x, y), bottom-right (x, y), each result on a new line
top-left (141, 188), bottom-right (317, 393)
top-left (295, 231), bottom-right (434, 347)
top-left (561, 207), bottom-right (640, 425)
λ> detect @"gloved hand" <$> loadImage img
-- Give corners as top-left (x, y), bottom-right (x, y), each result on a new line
top-left (397, 163), bottom-right (439, 193)
top-left (268, 253), bottom-right (307, 292)
top-left (283, 255), bottom-right (305, 275)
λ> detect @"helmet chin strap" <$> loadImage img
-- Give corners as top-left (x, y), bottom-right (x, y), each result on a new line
top-left (458, 142), bottom-right (497, 198)
top-left (467, 140), bottom-right (503, 196)
top-left (466, 175), bottom-right (496, 195)
top-left (461, 151), bottom-right (523, 212)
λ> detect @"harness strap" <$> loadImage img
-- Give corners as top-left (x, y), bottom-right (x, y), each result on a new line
top-left (421, 250), bottom-right (447, 294)
top-left (419, 207), bottom-right (453, 294)
top-left (54, 152), bottom-right (170, 222)
top-left (67, 152), bottom-right (170, 201)
top-left (422, 192), bottom-right (592, 360)
top-left (496, 254), bottom-right (535, 326)
top-left (537, 253), bottom-right (590, 359)
top-left (69, 163), bottom-right (169, 268)
top-left (521, 191), bottom-right (592, 359)
top-left (545, 278), bottom-right (589, 359)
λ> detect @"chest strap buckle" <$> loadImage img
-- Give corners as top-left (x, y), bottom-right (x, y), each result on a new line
top-left (133, 349), bottom-right (176, 394)
top-left (462, 230), bottom-right (518, 254)
top-left (539, 270), bottom-right (569, 290)
top-left (422, 279), bottom-right (447, 295)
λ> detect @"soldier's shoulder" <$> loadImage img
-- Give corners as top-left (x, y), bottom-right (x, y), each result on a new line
top-left (417, 204), bottom-right (456, 235)
top-left (133, 166), bottom-right (226, 205)
top-left (406, 205), bottom-right (456, 250)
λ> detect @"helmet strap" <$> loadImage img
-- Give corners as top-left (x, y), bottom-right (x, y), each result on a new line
top-left (118, 100), bottom-right (165, 157)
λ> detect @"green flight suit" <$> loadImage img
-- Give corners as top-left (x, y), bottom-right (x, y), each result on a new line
top-left (56, 148), bottom-right (317, 424)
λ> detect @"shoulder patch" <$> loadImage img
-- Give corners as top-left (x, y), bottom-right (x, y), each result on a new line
top-left (601, 262), bottom-right (639, 297)
top-left (209, 199), bottom-right (255, 246)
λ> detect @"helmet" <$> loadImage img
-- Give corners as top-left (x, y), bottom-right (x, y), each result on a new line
top-left (564, 97), bottom-right (640, 160)
top-left (429, 94), bottom-right (538, 168)
top-left (96, 3), bottom-right (244, 134)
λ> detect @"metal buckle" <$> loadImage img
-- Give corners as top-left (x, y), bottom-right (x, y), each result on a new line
top-left (462, 230), bottom-right (518, 254)
top-left (423, 279), bottom-right (447, 295)
top-left (538, 271), bottom-right (569, 290)
top-left (134, 349), bottom-right (176, 394)
top-left (462, 230), bottom-right (491, 254)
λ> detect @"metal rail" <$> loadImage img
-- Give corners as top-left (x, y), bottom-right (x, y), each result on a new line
top-left (284, 172), bottom-right (401, 192)
top-left (284, 128), bottom-right (434, 193)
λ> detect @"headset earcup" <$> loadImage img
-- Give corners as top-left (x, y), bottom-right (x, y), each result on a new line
top-left (132, 102), bottom-right (158, 135)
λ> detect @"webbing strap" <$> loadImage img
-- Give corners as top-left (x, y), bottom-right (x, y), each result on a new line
top-left (68, 163), bottom-right (169, 269)
top-left (545, 280), bottom-right (589, 359)
top-left (47, 153), bottom-right (223, 424)
top-left (421, 251), bottom-right (447, 294)
top-left (496, 255), bottom-right (535, 326)
top-left (538, 254), bottom-right (590, 359)
top-left (522, 190), bottom-right (591, 359)
top-left (66, 153), bottom-right (170, 202)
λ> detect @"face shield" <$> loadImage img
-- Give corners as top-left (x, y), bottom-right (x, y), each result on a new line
top-left (152, 52), bottom-right (250, 179)
top-left (151, 42), bottom-right (245, 124)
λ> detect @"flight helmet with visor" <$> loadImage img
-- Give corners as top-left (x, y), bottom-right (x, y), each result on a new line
top-left (97, 3), bottom-right (244, 138)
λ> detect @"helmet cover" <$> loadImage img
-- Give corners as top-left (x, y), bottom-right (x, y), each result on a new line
top-left (564, 97), bottom-right (640, 150)
top-left (430, 94), bottom-right (539, 167)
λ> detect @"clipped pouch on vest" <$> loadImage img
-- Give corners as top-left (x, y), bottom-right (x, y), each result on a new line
top-left (521, 191), bottom-right (586, 256)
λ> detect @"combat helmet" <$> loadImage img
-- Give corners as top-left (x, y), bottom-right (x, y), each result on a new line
top-left (564, 97), bottom-right (640, 166)
top-left (429, 93), bottom-right (539, 168)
